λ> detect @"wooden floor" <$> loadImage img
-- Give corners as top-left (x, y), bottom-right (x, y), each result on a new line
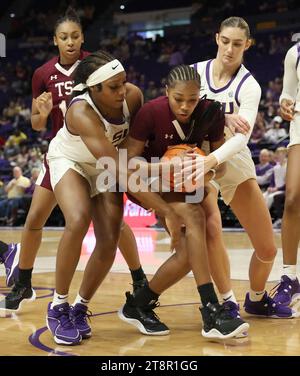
top-left (0, 227), bottom-right (300, 356)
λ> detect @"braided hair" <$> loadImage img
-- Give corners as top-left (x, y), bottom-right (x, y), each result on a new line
top-left (167, 65), bottom-right (201, 88)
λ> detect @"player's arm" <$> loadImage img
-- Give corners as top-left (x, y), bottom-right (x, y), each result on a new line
top-left (225, 77), bottom-right (261, 136)
top-left (208, 139), bottom-right (226, 180)
top-left (67, 101), bottom-right (183, 249)
top-left (31, 92), bottom-right (53, 131)
top-left (125, 82), bottom-right (144, 119)
top-left (279, 46), bottom-right (298, 121)
top-left (31, 69), bottom-right (53, 131)
top-left (211, 79), bottom-right (261, 165)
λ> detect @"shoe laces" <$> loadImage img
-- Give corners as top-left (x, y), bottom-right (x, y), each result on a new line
top-left (55, 305), bottom-right (74, 330)
top-left (270, 278), bottom-right (292, 298)
top-left (72, 305), bottom-right (92, 325)
top-left (205, 302), bottom-right (230, 320)
top-left (223, 301), bottom-right (240, 318)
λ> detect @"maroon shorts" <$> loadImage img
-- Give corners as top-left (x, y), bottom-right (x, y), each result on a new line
top-left (35, 154), bottom-right (53, 191)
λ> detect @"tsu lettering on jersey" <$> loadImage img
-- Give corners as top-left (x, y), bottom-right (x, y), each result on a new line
top-left (31, 51), bottom-right (89, 138)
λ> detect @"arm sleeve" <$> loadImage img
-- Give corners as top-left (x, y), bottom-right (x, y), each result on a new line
top-left (211, 132), bottom-right (247, 164)
top-left (211, 77), bottom-right (261, 164)
top-left (237, 77), bottom-right (262, 143)
top-left (279, 46), bottom-right (298, 103)
top-left (129, 103), bottom-right (154, 141)
top-left (31, 67), bottom-right (46, 99)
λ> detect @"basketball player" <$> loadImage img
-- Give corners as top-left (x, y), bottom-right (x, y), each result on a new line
top-left (190, 17), bottom-right (294, 317)
top-left (0, 8), bottom-right (146, 312)
top-left (271, 42), bottom-right (300, 306)
top-left (108, 65), bottom-right (248, 339)
top-left (44, 51), bottom-right (186, 345)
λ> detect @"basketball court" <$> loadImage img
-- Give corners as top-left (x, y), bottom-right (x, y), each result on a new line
top-left (0, 226), bottom-right (299, 356)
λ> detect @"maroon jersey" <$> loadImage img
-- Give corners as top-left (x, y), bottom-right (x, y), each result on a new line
top-left (130, 96), bottom-right (224, 161)
top-left (32, 50), bottom-right (90, 138)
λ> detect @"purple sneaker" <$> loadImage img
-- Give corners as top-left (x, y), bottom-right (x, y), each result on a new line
top-left (2, 243), bottom-right (20, 287)
top-left (271, 275), bottom-right (300, 306)
top-left (244, 292), bottom-right (296, 318)
top-left (223, 301), bottom-right (241, 318)
top-left (46, 302), bottom-right (82, 345)
top-left (70, 303), bottom-right (92, 339)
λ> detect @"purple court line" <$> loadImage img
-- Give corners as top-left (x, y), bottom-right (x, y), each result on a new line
top-left (29, 303), bottom-right (200, 356)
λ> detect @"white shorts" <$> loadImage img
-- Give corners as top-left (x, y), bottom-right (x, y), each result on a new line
top-left (210, 147), bottom-right (256, 205)
top-left (48, 157), bottom-right (103, 198)
top-left (288, 112), bottom-right (300, 147)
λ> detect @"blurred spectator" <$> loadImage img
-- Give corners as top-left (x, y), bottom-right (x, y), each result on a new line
top-left (5, 166), bottom-right (31, 199)
top-left (263, 147), bottom-right (287, 227)
top-left (251, 112), bottom-right (267, 143)
top-left (256, 148), bottom-right (274, 189)
top-left (263, 116), bottom-right (287, 144)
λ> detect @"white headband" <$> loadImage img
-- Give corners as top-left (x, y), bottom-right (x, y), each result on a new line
top-left (72, 59), bottom-right (124, 91)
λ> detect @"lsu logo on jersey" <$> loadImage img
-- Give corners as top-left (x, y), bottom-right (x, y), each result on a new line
top-left (220, 101), bottom-right (234, 114)
top-left (111, 128), bottom-right (129, 146)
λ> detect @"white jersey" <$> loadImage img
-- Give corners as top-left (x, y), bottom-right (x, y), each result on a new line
top-left (47, 91), bottom-right (130, 164)
top-left (192, 59), bottom-right (261, 204)
top-left (279, 43), bottom-right (300, 111)
top-left (279, 43), bottom-right (300, 146)
top-left (193, 59), bottom-right (261, 142)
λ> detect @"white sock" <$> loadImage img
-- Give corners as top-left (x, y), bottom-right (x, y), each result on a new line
top-left (220, 290), bottom-right (238, 304)
top-left (51, 291), bottom-right (68, 309)
top-left (73, 293), bottom-right (90, 307)
top-left (249, 289), bottom-right (265, 302)
top-left (283, 265), bottom-right (297, 280)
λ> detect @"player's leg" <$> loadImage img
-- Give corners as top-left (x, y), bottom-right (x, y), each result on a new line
top-left (118, 222), bottom-right (148, 292)
top-left (0, 186), bottom-right (57, 312)
top-left (275, 145), bottom-right (300, 305)
top-left (119, 195), bottom-right (248, 338)
top-left (230, 179), bottom-right (294, 318)
top-left (71, 191), bottom-right (124, 339)
top-left (47, 170), bottom-right (92, 345)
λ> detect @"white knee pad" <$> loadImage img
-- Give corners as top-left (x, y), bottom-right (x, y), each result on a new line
top-left (255, 252), bottom-right (275, 264)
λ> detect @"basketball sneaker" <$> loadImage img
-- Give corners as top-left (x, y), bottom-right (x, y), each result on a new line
top-left (0, 282), bottom-right (36, 312)
top-left (244, 291), bottom-right (296, 318)
top-left (118, 291), bottom-right (169, 335)
top-left (46, 302), bottom-right (82, 345)
top-left (0, 243), bottom-right (20, 287)
top-left (70, 303), bottom-right (92, 339)
top-left (200, 302), bottom-right (249, 339)
top-left (223, 301), bottom-right (241, 319)
top-left (271, 275), bottom-right (300, 306)
top-left (132, 277), bottom-right (148, 295)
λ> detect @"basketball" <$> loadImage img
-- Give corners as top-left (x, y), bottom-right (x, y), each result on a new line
top-left (162, 144), bottom-right (205, 192)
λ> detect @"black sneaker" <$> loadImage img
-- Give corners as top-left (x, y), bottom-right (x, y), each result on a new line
top-left (132, 277), bottom-right (148, 295)
top-left (118, 291), bottom-right (169, 336)
top-left (200, 302), bottom-right (249, 339)
top-left (0, 283), bottom-right (36, 312)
